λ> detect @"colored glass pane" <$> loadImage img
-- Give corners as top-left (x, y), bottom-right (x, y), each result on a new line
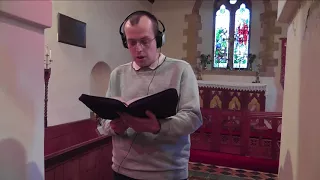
top-left (213, 5), bottom-right (230, 68)
top-left (233, 3), bottom-right (250, 68)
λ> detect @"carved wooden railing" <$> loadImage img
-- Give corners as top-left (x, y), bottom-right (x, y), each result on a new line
top-left (44, 119), bottom-right (113, 180)
top-left (191, 109), bottom-right (282, 160)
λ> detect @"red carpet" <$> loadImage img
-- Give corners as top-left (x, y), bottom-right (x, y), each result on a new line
top-left (190, 149), bottom-right (279, 174)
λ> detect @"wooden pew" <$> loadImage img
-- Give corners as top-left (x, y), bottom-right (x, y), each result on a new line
top-left (45, 119), bottom-right (113, 180)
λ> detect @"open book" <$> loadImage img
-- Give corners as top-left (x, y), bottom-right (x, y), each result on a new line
top-left (79, 88), bottom-right (179, 120)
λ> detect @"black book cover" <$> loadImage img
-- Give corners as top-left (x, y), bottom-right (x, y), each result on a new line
top-left (79, 88), bottom-right (179, 120)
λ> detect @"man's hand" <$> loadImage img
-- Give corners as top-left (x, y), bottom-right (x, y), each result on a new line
top-left (110, 118), bottom-right (129, 135)
top-left (119, 111), bottom-right (161, 134)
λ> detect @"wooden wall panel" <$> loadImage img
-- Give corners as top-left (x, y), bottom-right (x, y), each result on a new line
top-left (45, 119), bottom-right (99, 155)
top-left (45, 119), bottom-right (114, 179)
top-left (45, 143), bottom-right (113, 180)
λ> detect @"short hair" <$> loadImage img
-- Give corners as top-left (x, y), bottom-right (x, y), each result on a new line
top-left (124, 11), bottom-right (159, 36)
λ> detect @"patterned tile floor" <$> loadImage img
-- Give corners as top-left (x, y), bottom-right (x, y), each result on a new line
top-left (188, 162), bottom-right (278, 180)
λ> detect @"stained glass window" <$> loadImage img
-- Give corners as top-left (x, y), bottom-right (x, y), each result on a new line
top-left (213, 0), bottom-right (251, 69)
top-left (229, 0), bottom-right (237, 4)
top-left (233, 3), bottom-right (250, 68)
top-left (213, 5), bottom-right (230, 68)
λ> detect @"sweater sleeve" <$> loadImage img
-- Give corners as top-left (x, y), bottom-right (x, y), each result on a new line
top-left (157, 63), bottom-right (203, 137)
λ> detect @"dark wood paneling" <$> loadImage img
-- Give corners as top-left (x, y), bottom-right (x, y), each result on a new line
top-left (45, 119), bottom-right (99, 155)
top-left (45, 140), bottom-right (113, 180)
top-left (45, 119), bottom-right (114, 179)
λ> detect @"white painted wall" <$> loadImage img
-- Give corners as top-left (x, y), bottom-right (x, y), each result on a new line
top-left (45, 1), bottom-right (151, 126)
top-left (0, 1), bottom-right (52, 179)
top-left (278, 1), bottom-right (320, 180)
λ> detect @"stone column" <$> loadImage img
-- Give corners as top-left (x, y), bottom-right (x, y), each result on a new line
top-left (277, 1), bottom-right (320, 180)
top-left (0, 1), bottom-right (52, 180)
top-left (182, 0), bottom-right (203, 65)
top-left (260, 0), bottom-right (283, 74)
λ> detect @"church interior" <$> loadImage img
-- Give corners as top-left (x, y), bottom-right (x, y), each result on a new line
top-left (1, 0), bottom-right (320, 179)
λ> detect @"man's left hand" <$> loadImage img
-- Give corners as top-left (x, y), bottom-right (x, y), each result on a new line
top-left (119, 110), bottom-right (161, 134)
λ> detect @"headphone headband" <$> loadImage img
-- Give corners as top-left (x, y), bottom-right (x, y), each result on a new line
top-left (119, 10), bottom-right (166, 49)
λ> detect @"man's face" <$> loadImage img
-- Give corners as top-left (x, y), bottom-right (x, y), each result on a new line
top-left (124, 16), bottom-right (158, 67)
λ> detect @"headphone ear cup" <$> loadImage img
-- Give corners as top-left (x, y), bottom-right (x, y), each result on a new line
top-left (123, 39), bottom-right (128, 49)
top-left (156, 31), bottom-right (164, 48)
top-left (121, 34), bottom-right (128, 49)
top-left (161, 33), bottom-right (165, 46)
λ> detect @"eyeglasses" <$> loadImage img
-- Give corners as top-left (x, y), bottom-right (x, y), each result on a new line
top-left (127, 37), bottom-right (156, 48)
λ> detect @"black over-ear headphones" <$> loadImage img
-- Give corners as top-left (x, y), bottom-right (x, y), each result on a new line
top-left (119, 10), bottom-right (166, 49)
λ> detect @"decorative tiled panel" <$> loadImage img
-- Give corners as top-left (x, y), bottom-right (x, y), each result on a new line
top-left (199, 86), bottom-right (266, 111)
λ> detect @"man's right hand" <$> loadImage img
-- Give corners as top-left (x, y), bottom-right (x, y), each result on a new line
top-left (110, 118), bottom-right (129, 135)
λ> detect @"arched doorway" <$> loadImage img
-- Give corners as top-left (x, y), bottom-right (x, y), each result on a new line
top-left (90, 61), bottom-right (111, 118)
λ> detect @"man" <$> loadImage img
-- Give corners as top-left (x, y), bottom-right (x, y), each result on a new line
top-left (97, 10), bottom-right (202, 180)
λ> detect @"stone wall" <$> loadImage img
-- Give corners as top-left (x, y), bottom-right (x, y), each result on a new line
top-left (182, 0), bottom-right (203, 65)
top-left (259, 0), bottom-right (284, 74)
top-left (181, 0), bottom-right (287, 76)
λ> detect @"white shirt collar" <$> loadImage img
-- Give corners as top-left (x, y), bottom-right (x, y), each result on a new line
top-left (132, 53), bottom-right (166, 71)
